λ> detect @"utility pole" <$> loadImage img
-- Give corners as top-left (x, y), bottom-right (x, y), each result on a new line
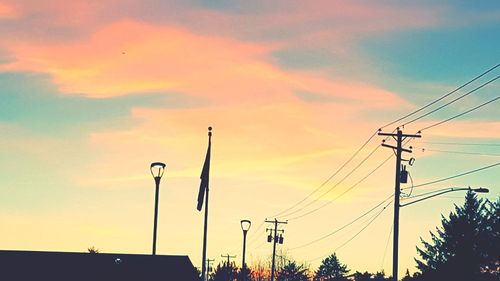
top-left (276, 254), bottom-right (289, 272)
top-left (221, 254), bottom-right (236, 281)
top-left (206, 258), bottom-right (215, 279)
top-left (378, 128), bottom-right (421, 281)
top-left (265, 219), bottom-right (287, 281)
top-left (221, 254), bottom-right (237, 266)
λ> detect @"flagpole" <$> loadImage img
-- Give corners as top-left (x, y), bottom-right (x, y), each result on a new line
top-left (201, 179), bottom-right (209, 281)
top-left (201, 127), bottom-right (212, 281)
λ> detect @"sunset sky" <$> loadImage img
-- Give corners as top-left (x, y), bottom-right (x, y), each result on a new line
top-left (0, 0), bottom-right (499, 277)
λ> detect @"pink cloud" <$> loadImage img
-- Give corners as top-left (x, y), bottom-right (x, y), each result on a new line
top-left (1, 18), bottom-right (407, 107)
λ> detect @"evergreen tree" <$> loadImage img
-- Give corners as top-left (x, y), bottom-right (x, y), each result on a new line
top-left (481, 198), bottom-right (500, 278)
top-left (237, 266), bottom-right (252, 281)
top-left (276, 261), bottom-right (310, 281)
top-left (352, 271), bottom-right (371, 281)
top-left (212, 262), bottom-right (239, 281)
top-left (415, 191), bottom-right (498, 281)
top-left (314, 253), bottom-right (349, 281)
top-left (372, 271), bottom-right (389, 281)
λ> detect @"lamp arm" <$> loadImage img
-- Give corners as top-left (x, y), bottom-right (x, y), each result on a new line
top-left (400, 187), bottom-right (469, 207)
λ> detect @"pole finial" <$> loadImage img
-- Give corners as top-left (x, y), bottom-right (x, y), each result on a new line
top-left (208, 126), bottom-right (213, 137)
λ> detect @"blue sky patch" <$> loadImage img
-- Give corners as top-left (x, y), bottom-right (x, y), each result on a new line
top-left (0, 72), bottom-right (202, 135)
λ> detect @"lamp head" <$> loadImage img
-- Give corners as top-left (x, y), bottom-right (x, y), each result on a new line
top-left (150, 162), bottom-right (166, 180)
top-left (241, 219), bottom-right (251, 232)
top-left (472, 187), bottom-right (489, 193)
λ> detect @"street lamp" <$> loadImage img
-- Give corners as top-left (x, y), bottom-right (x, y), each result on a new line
top-left (393, 186), bottom-right (488, 280)
top-left (150, 162), bottom-right (166, 255)
top-left (240, 219), bottom-right (251, 281)
top-left (400, 187), bottom-right (489, 207)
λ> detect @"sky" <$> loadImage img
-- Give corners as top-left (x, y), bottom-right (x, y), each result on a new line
top-left (0, 0), bottom-right (499, 277)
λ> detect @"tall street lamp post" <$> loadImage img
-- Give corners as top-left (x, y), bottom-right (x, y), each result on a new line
top-left (240, 219), bottom-right (251, 281)
top-left (150, 162), bottom-right (166, 255)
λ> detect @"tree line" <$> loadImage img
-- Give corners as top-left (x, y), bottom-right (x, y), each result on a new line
top-left (203, 191), bottom-right (499, 281)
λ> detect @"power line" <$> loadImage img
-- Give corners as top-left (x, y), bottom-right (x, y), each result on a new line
top-left (270, 130), bottom-right (379, 219)
top-left (380, 63), bottom-right (500, 129)
top-left (380, 223), bottom-right (394, 270)
top-left (420, 141), bottom-right (500, 147)
top-left (334, 200), bottom-right (392, 251)
top-left (245, 221), bottom-right (265, 245)
top-left (287, 153), bottom-right (393, 221)
top-left (401, 162), bottom-right (500, 191)
top-left (414, 147), bottom-right (500, 157)
top-left (307, 200), bottom-right (392, 263)
top-left (267, 64), bottom-right (500, 221)
top-left (401, 75), bottom-right (499, 128)
top-left (280, 144), bottom-right (382, 219)
top-left (418, 95), bottom-right (499, 132)
top-left (289, 194), bottom-right (393, 250)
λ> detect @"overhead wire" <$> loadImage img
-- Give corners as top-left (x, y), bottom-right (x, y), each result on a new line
top-left (418, 95), bottom-right (499, 132)
top-left (287, 153), bottom-right (393, 221)
top-left (266, 64), bottom-right (499, 221)
top-left (334, 200), bottom-right (392, 251)
top-left (280, 144), bottom-right (382, 219)
top-left (289, 193), bottom-right (394, 250)
top-left (420, 141), bottom-right (500, 147)
top-left (380, 63), bottom-right (500, 130)
top-left (270, 130), bottom-right (380, 219)
top-left (400, 75), bottom-right (499, 128)
top-left (380, 223), bottom-right (394, 270)
top-left (414, 147), bottom-right (500, 157)
top-left (401, 162), bottom-right (500, 191)
top-left (306, 199), bottom-right (393, 263)
top-left (252, 64), bottom-right (499, 258)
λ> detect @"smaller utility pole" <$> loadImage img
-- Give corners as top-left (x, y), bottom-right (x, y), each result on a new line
top-left (378, 128), bottom-right (421, 281)
top-left (206, 258), bottom-right (215, 277)
top-left (221, 254), bottom-right (236, 281)
top-left (220, 254), bottom-right (237, 266)
top-left (265, 219), bottom-right (287, 281)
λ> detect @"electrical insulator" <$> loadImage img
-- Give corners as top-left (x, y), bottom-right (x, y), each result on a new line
top-left (267, 235), bottom-right (272, 243)
top-left (279, 234), bottom-right (284, 244)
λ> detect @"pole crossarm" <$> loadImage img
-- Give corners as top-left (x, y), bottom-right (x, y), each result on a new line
top-left (378, 131), bottom-right (422, 138)
top-left (220, 254), bottom-right (237, 266)
top-left (381, 143), bottom-right (413, 153)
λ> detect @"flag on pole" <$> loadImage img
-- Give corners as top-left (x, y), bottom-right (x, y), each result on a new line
top-left (197, 127), bottom-right (212, 211)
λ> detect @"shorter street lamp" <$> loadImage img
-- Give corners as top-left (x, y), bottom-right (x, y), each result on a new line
top-left (240, 219), bottom-right (251, 281)
top-left (150, 162), bottom-right (166, 255)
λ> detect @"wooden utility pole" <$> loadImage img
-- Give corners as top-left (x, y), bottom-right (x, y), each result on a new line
top-left (378, 128), bottom-right (421, 281)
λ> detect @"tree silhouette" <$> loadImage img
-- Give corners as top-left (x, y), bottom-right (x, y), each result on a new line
top-left (237, 266), bottom-right (252, 281)
top-left (87, 246), bottom-right (99, 254)
top-left (415, 191), bottom-right (499, 281)
top-left (352, 271), bottom-right (371, 281)
top-left (212, 262), bottom-right (239, 281)
top-left (314, 253), bottom-right (349, 281)
top-left (372, 271), bottom-right (390, 281)
top-left (276, 261), bottom-right (310, 281)
top-left (351, 270), bottom-right (389, 281)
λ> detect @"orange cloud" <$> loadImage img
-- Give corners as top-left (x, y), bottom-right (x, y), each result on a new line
top-left (1, 19), bottom-right (407, 108)
top-left (0, 2), bottom-right (17, 18)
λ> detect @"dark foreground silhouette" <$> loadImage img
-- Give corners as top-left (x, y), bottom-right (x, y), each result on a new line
top-left (0, 250), bottom-right (198, 281)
